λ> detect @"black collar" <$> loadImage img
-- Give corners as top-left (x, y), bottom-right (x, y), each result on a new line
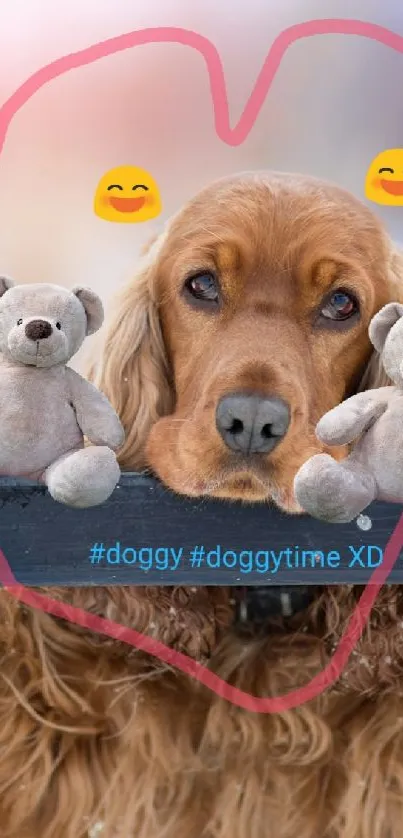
top-left (234, 585), bottom-right (315, 628)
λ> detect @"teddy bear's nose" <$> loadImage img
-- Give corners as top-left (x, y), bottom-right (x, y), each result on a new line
top-left (24, 319), bottom-right (53, 341)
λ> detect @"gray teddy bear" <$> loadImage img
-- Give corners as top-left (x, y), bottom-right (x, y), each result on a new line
top-left (294, 302), bottom-right (403, 523)
top-left (0, 277), bottom-right (125, 508)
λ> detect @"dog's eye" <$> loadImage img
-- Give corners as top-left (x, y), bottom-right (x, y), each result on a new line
top-left (184, 272), bottom-right (219, 305)
top-left (56, 322), bottom-right (61, 330)
top-left (16, 318), bottom-right (22, 325)
top-left (320, 290), bottom-right (358, 321)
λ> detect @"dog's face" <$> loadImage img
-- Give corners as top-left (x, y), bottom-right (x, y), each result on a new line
top-left (96, 172), bottom-right (403, 512)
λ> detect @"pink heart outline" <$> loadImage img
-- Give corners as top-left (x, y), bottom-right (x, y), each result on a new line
top-left (1, 18), bottom-right (403, 710)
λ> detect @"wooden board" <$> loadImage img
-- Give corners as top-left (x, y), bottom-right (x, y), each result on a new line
top-left (0, 473), bottom-right (401, 587)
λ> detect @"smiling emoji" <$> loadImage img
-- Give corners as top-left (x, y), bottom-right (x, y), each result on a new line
top-left (94, 165), bottom-right (162, 223)
top-left (365, 149), bottom-right (403, 206)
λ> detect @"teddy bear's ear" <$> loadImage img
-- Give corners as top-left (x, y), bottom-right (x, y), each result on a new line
top-left (72, 286), bottom-right (104, 336)
top-left (368, 302), bottom-right (403, 354)
top-left (0, 276), bottom-right (15, 298)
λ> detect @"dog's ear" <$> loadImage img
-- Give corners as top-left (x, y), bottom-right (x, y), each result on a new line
top-left (357, 240), bottom-right (403, 392)
top-left (89, 231), bottom-right (174, 469)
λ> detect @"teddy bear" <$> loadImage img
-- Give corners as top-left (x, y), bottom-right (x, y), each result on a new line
top-left (0, 276), bottom-right (125, 508)
top-left (293, 301), bottom-right (403, 523)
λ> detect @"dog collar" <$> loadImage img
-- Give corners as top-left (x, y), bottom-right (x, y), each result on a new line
top-left (234, 585), bottom-right (315, 626)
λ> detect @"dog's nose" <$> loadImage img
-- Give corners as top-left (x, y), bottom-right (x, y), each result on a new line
top-left (24, 320), bottom-right (53, 341)
top-left (216, 393), bottom-right (290, 454)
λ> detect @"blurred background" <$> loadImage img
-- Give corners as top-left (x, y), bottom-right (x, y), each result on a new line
top-left (0, 0), bottom-right (402, 366)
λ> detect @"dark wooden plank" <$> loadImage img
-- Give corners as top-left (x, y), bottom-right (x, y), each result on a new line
top-left (0, 473), bottom-right (401, 587)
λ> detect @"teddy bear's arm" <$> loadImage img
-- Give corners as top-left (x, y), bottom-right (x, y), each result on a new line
top-left (66, 368), bottom-right (125, 451)
top-left (315, 389), bottom-right (389, 446)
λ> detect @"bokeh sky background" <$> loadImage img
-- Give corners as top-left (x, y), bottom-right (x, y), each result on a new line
top-left (0, 0), bottom-right (402, 365)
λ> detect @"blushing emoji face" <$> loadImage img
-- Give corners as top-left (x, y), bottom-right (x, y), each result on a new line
top-left (365, 149), bottom-right (403, 205)
top-left (94, 166), bottom-right (162, 223)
